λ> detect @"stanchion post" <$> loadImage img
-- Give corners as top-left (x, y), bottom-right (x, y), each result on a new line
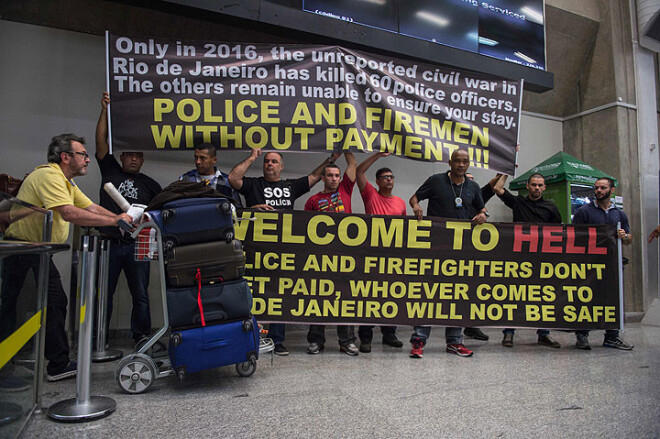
top-left (92, 238), bottom-right (122, 362)
top-left (47, 233), bottom-right (116, 422)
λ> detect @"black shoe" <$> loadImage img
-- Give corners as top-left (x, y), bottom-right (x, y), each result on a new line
top-left (359, 342), bottom-right (371, 353)
top-left (576, 334), bottom-right (591, 350)
top-left (464, 328), bottom-right (489, 341)
top-left (46, 361), bottom-right (77, 382)
top-left (382, 334), bottom-right (403, 347)
top-left (603, 337), bottom-right (633, 350)
top-left (307, 342), bottom-right (324, 355)
top-left (538, 335), bottom-right (561, 348)
top-left (274, 344), bottom-right (289, 356)
top-left (502, 333), bottom-right (514, 347)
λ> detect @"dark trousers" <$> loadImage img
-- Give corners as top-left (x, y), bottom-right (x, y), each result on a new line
top-left (106, 240), bottom-right (151, 341)
top-left (358, 325), bottom-right (397, 343)
top-left (0, 254), bottom-right (70, 373)
top-left (307, 325), bottom-right (356, 346)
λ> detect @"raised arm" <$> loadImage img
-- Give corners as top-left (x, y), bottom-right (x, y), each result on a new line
top-left (95, 91), bottom-right (111, 160)
top-left (649, 225), bottom-right (660, 243)
top-left (228, 148), bottom-right (261, 190)
top-left (491, 173), bottom-right (508, 196)
top-left (308, 152), bottom-right (341, 187)
top-left (344, 152), bottom-right (357, 182)
top-left (356, 152), bottom-right (388, 191)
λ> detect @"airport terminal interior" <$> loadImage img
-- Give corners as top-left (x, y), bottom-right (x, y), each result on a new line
top-left (1, 0), bottom-right (660, 437)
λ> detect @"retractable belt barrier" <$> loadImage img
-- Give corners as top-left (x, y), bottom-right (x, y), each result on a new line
top-left (48, 233), bottom-right (116, 422)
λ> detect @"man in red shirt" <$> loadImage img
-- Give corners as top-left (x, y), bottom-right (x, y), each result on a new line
top-left (354, 152), bottom-right (406, 352)
top-left (304, 152), bottom-right (359, 356)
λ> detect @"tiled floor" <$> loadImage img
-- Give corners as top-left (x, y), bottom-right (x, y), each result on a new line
top-left (18, 323), bottom-right (660, 438)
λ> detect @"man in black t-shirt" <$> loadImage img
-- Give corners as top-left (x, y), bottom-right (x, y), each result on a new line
top-left (96, 92), bottom-right (162, 344)
top-left (491, 173), bottom-right (563, 349)
top-left (228, 148), bottom-right (337, 355)
top-left (409, 149), bottom-right (487, 359)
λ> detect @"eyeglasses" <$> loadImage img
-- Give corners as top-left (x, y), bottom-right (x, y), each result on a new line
top-left (378, 175), bottom-right (395, 180)
top-left (67, 151), bottom-right (90, 159)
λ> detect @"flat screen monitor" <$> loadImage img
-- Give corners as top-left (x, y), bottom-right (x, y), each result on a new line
top-left (303, 0), bottom-right (546, 70)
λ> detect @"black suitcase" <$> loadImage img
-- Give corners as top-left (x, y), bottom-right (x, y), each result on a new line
top-left (166, 278), bottom-right (253, 330)
top-left (147, 197), bottom-right (234, 249)
top-left (165, 239), bottom-right (245, 288)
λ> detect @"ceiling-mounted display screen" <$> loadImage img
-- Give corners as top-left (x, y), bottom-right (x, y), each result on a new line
top-left (303, 0), bottom-right (545, 70)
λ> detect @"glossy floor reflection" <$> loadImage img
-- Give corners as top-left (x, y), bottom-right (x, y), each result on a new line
top-left (21, 323), bottom-right (660, 438)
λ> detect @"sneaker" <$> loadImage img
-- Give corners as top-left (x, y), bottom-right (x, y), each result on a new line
top-left (538, 334), bottom-right (561, 348)
top-left (464, 327), bottom-right (489, 341)
top-left (410, 341), bottom-right (424, 358)
top-left (273, 344), bottom-right (289, 356)
top-left (0, 376), bottom-right (31, 392)
top-left (382, 334), bottom-right (403, 347)
top-left (603, 337), bottom-right (634, 350)
top-left (576, 334), bottom-right (591, 350)
top-left (340, 343), bottom-right (359, 356)
top-left (46, 361), bottom-right (77, 382)
top-left (307, 342), bottom-right (323, 355)
top-left (502, 333), bottom-right (514, 348)
top-left (359, 342), bottom-right (371, 353)
top-left (446, 343), bottom-right (473, 357)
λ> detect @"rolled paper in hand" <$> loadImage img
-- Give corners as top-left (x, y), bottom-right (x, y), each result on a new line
top-left (103, 182), bottom-right (130, 212)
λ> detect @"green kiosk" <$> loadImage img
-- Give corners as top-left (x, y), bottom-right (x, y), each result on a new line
top-left (509, 151), bottom-right (618, 224)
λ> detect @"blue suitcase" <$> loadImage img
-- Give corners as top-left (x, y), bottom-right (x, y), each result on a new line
top-left (147, 197), bottom-right (234, 249)
top-left (169, 316), bottom-right (259, 378)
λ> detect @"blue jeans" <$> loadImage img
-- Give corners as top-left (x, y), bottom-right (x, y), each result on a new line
top-left (268, 323), bottom-right (286, 345)
top-left (410, 326), bottom-right (463, 345)
top-left (106, 240), bottom-right (151, 341)
top-left (503, 329), bottom-right (550, 336)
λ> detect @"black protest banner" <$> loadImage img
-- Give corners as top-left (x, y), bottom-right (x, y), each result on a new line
top-left (106, 33), bottom-right (521, 174)
top-left (236, 209), bottom-right (621, 330)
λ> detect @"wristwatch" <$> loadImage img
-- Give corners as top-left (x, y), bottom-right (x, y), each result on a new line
top-left (483, 211), bottom-right (490, 217)
top-left (328, 154), bottom-right (335, 164)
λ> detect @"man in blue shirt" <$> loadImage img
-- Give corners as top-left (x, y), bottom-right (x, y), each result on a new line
top-left (179, 143), bottom-right (241, 205)
top-left (572, 177), bottom-right (633, 350)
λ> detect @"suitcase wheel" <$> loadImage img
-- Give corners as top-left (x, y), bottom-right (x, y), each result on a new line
top-left (176, 367), bottom-right (186, 382)
top-left (218, 201), bottom-right (232, 215)
top-left (171, 333), bottom-right (182, 347)
top-left (162, 209), bottom-right (174, 223)
top-left (164, 239), bottom-right (175, 251)
top-left (235, 358), bottom-right (257, 377)
top-left (242, 319), bottom-right (253, 332)
top-left (116, 354), bottom-right (156, 394)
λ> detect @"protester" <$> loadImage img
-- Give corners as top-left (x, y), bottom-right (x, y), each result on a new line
top-left (179, 142), bottom-right (240, 204)
top-left (354, 152), bottom-right (405, 352)
top-left (572, 177), bottom-right (634, 350)
top-left (409, 149), bottom-right (487, 358)
top-left (96, 92), bottom-right (162, 345)
top-left (228, 149), bottom-right (337, 355)
top-left (491, 172), bottom-right (563, 348)
top-left (304, 152), bottom-right (359, 356)
top-left (1, 134), bottom-right (132, 381)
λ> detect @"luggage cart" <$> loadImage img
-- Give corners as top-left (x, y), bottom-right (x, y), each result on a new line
top-left (114, 222), bottom-right (273, 394)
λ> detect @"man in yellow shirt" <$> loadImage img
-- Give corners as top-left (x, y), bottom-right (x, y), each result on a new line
top-left (2, 134), bottom-right (131, 381)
